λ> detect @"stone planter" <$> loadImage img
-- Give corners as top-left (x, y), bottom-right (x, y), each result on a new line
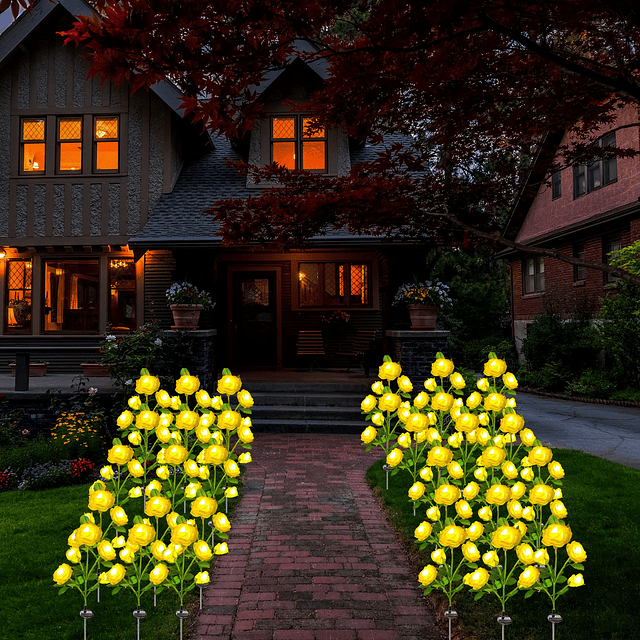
top-left (81, 363), bottom-right (112, 377)
top-left (10, 362), bottom-right (48, 377)
top-left (408, 304), bottom-right (439, 330)
top-left (170, 304), bottom-right (203, 329)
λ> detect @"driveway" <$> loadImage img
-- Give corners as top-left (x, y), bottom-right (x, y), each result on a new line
top-left (514, 391), bottom-right (640, 469)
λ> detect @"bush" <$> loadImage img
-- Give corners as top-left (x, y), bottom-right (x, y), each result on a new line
top-left (517, 360), bottom-right (569, 392)
top-left (457, 335), bottom-right (518, 372)
top-left (565, 368), bottom-right (618, 399)
top-left (17, 460), bottom-right (77, 491)
top-left (0, 437), bottom-right (70, 477)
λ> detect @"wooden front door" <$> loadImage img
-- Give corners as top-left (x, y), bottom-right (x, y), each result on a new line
top-left (231, 270), bottom-right (279, 367)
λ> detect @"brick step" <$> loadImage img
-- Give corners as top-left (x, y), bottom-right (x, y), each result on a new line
top-left (251, 418), bottom-right (365, 435)
top-left (250, 404), bottom-right (363, 422)
top-left (248, 392), bottom-right (366, 408)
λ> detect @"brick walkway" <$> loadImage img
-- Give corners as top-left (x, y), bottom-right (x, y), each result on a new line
top-left (193, 434), bottom-right (441, 640)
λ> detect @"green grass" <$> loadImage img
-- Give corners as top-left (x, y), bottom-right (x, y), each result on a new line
top-left (366, 449), bottom-right (640, 640)
top-left (0, 482), bottom-right (234, 640)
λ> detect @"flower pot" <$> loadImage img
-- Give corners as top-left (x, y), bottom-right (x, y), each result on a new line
top-left (10, 362), bottom-right (48, 377)
top-left (170, 304), bottom-right (203, 329)
top-left (81, 363), bottom-right (111, 377)
top-left (408, 304), bottom-right (439, 330)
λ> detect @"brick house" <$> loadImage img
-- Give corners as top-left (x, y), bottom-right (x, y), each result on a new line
top-left (501, 105), bottom-right (640, 357)
top-left (0, 0), bottom-right (427, 374)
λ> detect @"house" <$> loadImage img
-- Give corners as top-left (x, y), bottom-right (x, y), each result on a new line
top-left (501, 105), bottom-right (640, 357)
top-left (0, 0), bottom-right (428, 374)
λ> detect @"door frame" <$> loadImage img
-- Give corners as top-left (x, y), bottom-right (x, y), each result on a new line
top-left (227, 265), bottom-right (283, 368)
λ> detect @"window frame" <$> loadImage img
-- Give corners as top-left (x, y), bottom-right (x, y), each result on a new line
top-left (5, 259), bottom-right (33, 333)
top-left (56, 116), bottom-right (83, 174)
top-left (573, 242), bottom-right (585, 282)
top-left (270, 115), bottom-right (328, 173)
top-left (551, 171), bottom-right (562, 200)
top-left (523, 256), bottom-right (545, 295)
top-left (603, 234), bottom-right (622, 284)
top-left (93, 116), bottom-right (120, 173)
top-left (19, 117), bottom-right (46, 175)
top-left (573, 131), bottom-right (618, 199)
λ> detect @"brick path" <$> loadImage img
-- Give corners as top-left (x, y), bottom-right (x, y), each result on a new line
top-left (193, 434), bottom-right (441, 640)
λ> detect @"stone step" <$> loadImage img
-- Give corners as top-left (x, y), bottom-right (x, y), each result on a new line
top-left (251, 418), bottom-right (365, 435)
top-left (249, 392), bottom-right (366, 408)
top-left (243, 381), bottom-right (372, 394)
top-left (250, 404), bottom-right (363, 422)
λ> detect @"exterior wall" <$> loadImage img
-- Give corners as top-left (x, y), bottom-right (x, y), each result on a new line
top-left (517, 105), bottom-right (640, 244)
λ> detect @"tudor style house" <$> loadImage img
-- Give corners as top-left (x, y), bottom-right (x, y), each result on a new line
top-left (0, 0), bottom-right (425, 374)
top-left (501, 105), bottom-right (640, 357)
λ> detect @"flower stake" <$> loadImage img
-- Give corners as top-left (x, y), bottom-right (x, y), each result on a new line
top-left (176, 608), bottom-right (189, 640)
top-left (79, 608), bottom-right (93, 640)
top-left (133, 607), bottom-right (146, 640)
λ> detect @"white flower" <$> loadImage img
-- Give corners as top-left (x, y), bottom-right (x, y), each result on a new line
top-left (88, 387), bottom-right (98, 396)
top-left (106, 334), bottom-right (117, 341)
top-left (155, 338), bottom-right (163, 346)
top-left (125, 379), bottom-right (133, 386)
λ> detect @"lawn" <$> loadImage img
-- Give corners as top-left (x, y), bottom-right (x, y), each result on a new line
top-left (366, 449), bottom-right (640, 640)
top-left (0, 483), bottom-right (214, 640)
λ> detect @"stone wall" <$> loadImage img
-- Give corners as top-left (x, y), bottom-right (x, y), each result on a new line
top-left (163, 329), bottom-right (217, 391)
top-left (385, 330), bottom-right (450, 380)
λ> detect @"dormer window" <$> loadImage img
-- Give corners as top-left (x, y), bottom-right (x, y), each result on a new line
top-left (271, 116), bottom-right (326, 172)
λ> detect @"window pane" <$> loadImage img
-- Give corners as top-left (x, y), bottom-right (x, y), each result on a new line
top-left (273, 141), bottom-right (295, 169)
top-left (302, 117), bottom-right (325, 138)
top-left (109, 258), bottom-right (136, 330)
top-left (95, 117), bottom-right (118, 139)
top-left (350, 264), bottom-right (369, 304)
top-left (588, 161), bottom-right (601, 190)
top-left (23, 142), bottom-right (45, 172)
top-left (551, 171), bottom-right (561, 199)
top-left (44, 260), bottom-right (99, 333)
top-left (22, 119), bottom-right (45, 140)
top-left (59, 118), bottom-right (82, 140)
top-left (573, 165), bottom-right (585, 197)
top-left (6, 260), bottom-right (32, 332)
top-left (299, 263), bottom-right (321, 306)
top-left (272, 117), bottom-right (295, 139)
top-left (302, 141), bottom-right (326, 170)
top-left (59, 143), bottom-right (82, 171)
top-left (96, 141), bottom-right (119, 171)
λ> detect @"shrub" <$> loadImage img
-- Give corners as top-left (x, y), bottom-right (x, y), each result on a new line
top-left (50, 412), bottom-right (105, 461)
top-left (17, 460), bottom-right (75, 491)
top-left (565, 369), bottom-right (618, 399)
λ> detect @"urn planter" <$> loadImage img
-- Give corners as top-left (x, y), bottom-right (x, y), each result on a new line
top-left (408, 304), bottom-right (439, 330)
top-left (170, 304), bottom-right (203, 329)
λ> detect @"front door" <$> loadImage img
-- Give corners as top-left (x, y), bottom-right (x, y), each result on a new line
top-left (231, 271), bottom-right (278, 367)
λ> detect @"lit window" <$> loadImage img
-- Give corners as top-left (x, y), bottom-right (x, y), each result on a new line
top-left (21, 118), bottom-right (45, 173)
top-left (5, 260), bottom-right (32, 332)
top-left (298, 262), bottom-right (370, 306)
top-left (271, 116), bottom-right (326, 172)
top-left (57, 117), bottom-right (82, 172)
top-left (94, 117), bottom-right (119, 171)
top-left (523, 257), bottom-right (544, 294)
top-left (109, 258), bottom-right (136, 330)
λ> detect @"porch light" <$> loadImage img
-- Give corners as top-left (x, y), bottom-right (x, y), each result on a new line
top-left (0, 248), bottom-right (5, 259)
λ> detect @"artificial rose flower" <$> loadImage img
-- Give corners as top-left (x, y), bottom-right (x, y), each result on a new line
top-left (166, 512), bottom-right (180, 529)
top-left (431, 548), bottom-right (447, 564)
top-left (427, 446), bottom-right (453, 467)
top-left (492, 525), bottom-right (522, 549)
top-left (150, 540), bottom-right (167, 562)
top-left (566, 541), bottom-right (587, 563)
top-left (361, 395), bottom-right (377, 412)
top-left (171, 523), bottom-right (199, 546)
top-left (156, 465), bottom-right (170, 480)
top-left (176, 374), bottom-right (200, 395)
top-left (397, 375), bottom-right (413, 392)
top-left (419, 467), bottom-right (434, 482)
top-left (507, 500), bottom-right (523, 519)
top-left (455, 500), bottom-right (473, 519)
top-left (534, 548), bottom-right (550, 565)
top-left (568, 574), bottom-right (584, 587)
top-left (481, 446), bottom-right (506, 468)
top-left (548, 461), bottom-right (565, 479)
top-left (145, 496), bottom-right (172, 518)
top-left (486, 484), bottom-right (511, 506)
top-left (431, 392), bottom-right (454, 412)
top-left (371, 412), bottom-right (385, 426)
top-left (117, 410), bottom-right (135, 430)
top-left (129, 486), bottom-right (142, 498)
top-left (426, 506), bottom-right (441, 521)
top-left (361, 427), bottom-right (377, 444)
top-left (217, 410), bottom-right (241, 431)
top-left (66, 547), bottom-right (82, 564)
top-left (164, 444), bottom-right (188, 466)
top-left (126, 458), bottom-right (144, 478)
top-left (184, 459), bottom-right (200, 478)
top-left (237, 425), bottom-right (254, 443)
top-left (149, 563), bottom-right (169, 585)
top-left (53, 563), bottom-right (73, 585)
top-left (463, 482), bottom-right (480, 500)
top-left (521, 506), bottom-right (536, 522)
top-left (110, 506), bottom-right (129, 527)
top-left (478, 506), bottom-right (493, 521)
top-left (136, 410), bottom-right (160, 432)
top-left (542, 524), bottom-right (572, 548)
top-left (196, 426), bottom-right (212, 444)
top-left (418, 564), bottom-right (438, 586)
top-left (484, 393), bottom-right (507, 412)
top-left (199, 466), bottom-right (210, 479)
top-left (184, 482), bottom-right (202, 499)
top-left (156, 425), bottom-right (172, 443)
top-left (529, 446), bottom-right (553, 466)
top-left (447, 432), bottom-right (463, 448)
top-left (431, 358), bottom-right (454, 378)
top-left (406, 413), bottom-right (429, 432)
top-left (193, 540), bottom-right (213, 561)
top-left (88, 490), bottom-right (115, 513)
top-left (413, 392), bottom-right (429, 409)
top-left (499, 413), bottom-right (525, 434)
top-left (217, 375), bottom-right (242, 396)
top-left (466, 521), bottom-right (484, 541)
top-left (414, 521), bottom-right (433, 542)
top-left (517, 566), bottom-right (540, 589)
top-left (502, 372), bottom-right (518, 389)
top-left (529, 484), bottom-right (555, 506)
top-left (466, 392), bottom-right (482, 411)
top-left (225, 486), bottom-right (239, 498)
top-left (105, 563), bottom-right (126, 585)
top-left (371, 380), bottom-right (385, 394)
top-left (550, 500), bottom-right (568, 519)
top-left (474, 467), bottom-right (488, 482)
top-left (97, 539), bottom-right (116, 561)
top-left (107, 444), bottom-right (134, 466)
top-left (128, 522), bottom-right (155, 547)
top-left (378, 361), bottom-right (402, 381)
top-left (519, 428), bottom-right (536, 446)
top-left (455, 413), bottom-right (479, 433)
top-left (482, 550), bottom-right (499, 568)
top-left (501, 461), bottom-right (519, 480)
top-left (176, 410), bottom-right (199, 431)
top-left (214, 542), bottom-right (229, 555)
top-left (238, 452), bottom-right (252, 464)
top-left (224, 459), bottom-right (241, 478)
top-left (204, 445), bottom-right (228, 465)
top-left (447, 461), bottom-right (464, 480)
top-left (463, 567), bottom-right (489, 590)
top-left (484, 358), bottom-right (507, 378)
top-left (191, 496), bottom-right (218, 519)
top-left (516, 543), bottom-right (535, 565)
top-left (386, 448), bottom-right (403, 467)
top-left (154, 389), bottom-right (172, 408)
top-left (408, 482), bottom-right (426, 501)
top-left (476, 426), bottom-right (491, 443)
top-left (76, 522), bottom-right (102, 547)
top-left (212, 512), bottom-right (231, 533)
top-left (379, 393), bottom-right (402, 412)
top-left (520, 467), bottom-right (534, 481)
top-left (136, 375), bottom-right (160, 396)
top-left (461, 541), bottom-right (480, 562)
top-left (434, 484), bottom-right (461, 506)
top-left (397, 433), bottom-right (412, 448)
top-left (424, 378), bottom-right (438, 392)
top-left (449, 372), bottom-right (466, 390)
top-left (477, 378), bottom-right (490, 392)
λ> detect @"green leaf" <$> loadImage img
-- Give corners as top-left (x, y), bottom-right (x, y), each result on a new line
top-left (154, 586), bottom-right (165, 595)
top-left (474, 591), bottom-right (485, 600)
top-left (544, 579), bottom-right (553, 587)
top-left (383, 355), bottom-right (392, 362)
top-left (58, 587), bottom-right (68, 595)
top-left (524, 589), bottom-right (535, 599)
top-left (221, 367), bottom-right (232, 375)
top-left (506, 577), bottom-right (516, 586)
top-left (180, 368), bottom-right (190, 376)
top-left (557, 576), bottom-right (567, 583)
top-left (571, 563), bottom-right (585, 570)
top-left (112, 587), bottom-right (121, 595)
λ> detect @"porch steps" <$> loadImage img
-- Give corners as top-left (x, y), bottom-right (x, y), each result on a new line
top-left (247, 382), bottom-right (371, 434)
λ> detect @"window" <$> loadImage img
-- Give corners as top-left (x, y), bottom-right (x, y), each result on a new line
top-left (271, 116), bottom-right (326, 172)
top-left (44, 259), bottom-right (100, 333)
top-left (109, 258), bottom-right (136, 330)
top-left (573, 131), bottom-right (617, 198)
top-left (573, 243), bottom-right (585, 282)
top-left (552, 171), bottom-right (561, 200)
top-left (57, 117), bottom-right (82, 173)
top-left (523, 256), bottom-right (544, 294)
top-left (5, 259), bottom-right (32, 332)
top-left (20, 118), bottom-right (45, 173)
top-left (603, 235), bottom-right (622, 284)
top-left (94, 117), bottom-right (119, 171)
top-left (298, 262), bottom-right (370, 306)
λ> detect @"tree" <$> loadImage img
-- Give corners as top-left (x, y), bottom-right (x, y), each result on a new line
top-left (60, 0), bottom-right (640, 283)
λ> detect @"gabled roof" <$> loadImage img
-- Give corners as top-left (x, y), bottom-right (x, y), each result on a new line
top-left (128, 132), bottom-right (413, 248)
top-left (0, 0), bottom-right (186, 117)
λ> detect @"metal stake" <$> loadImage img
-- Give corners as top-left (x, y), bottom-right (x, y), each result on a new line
top-left (133, 608), bottom-right (146, 640)
top-left (497, 612), bottom-right (512, 640)
top-left (79, 608), bottom-right (93, 640)
top-left (199, 585), bottom-right (204, 609)
top-left (176, 609), bottom-right (189, 640)
top-left (153, 586), bottom-right (157, 607)
top-left (96, 571), bottom-right (100, 603)
top-left (548, 611), bottom-right (563, 640)
top-left (444, 609), bottom-right (458, 640)
top-left (383, 464), bottom-right (390, 490)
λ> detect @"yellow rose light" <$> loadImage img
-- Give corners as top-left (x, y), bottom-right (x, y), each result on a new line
top-left (225, 486), bottom-right (239, 498)
top-left (176, 410), bottom-right (199, 431)
top-left (566, 541), bottom-right (587, 563)
top-left (461, 541), bottom-right (480, 562)
top-left (97, 540), bottom-right (116, 561)
top-left (455, 500), bottom-right (473, 519)
top-left (419, 467), bottom-right (434, 481)
top-left (214, 542), bottom-right (229, 555)
top-left (499, 413), bottom-right (525, 434)
top-left (502, 372), bottom-right (518, 389)
top-left (447, 432), bottom-right (463, 448)
top-left (378, 360), bottom-right (402, 381)
top-left (136, 410), bottom-right (160, 431)
top-left (548, 461), bottom-right (565, 479)
top-left (478, 506), bottom-right (492, 521)
top-left (484, 392), bottom-right (507, 412)
top-left (110, 506), bottom-right (129, 527)
top-left (361, 395), bottom-right (377, 412)
top-left (418, 565), bottom-right (438, 586)
top-left (408, 482), bottom-right (426, 501)
top-left (238, 452), bottom-right (252, 464)
top-left (413, 391), bottom-right (429, 409)
top-left (466, 521), bottom-right (484, 541)
top-left (224, 459), bottom-right (241, 478)
top-left (447, 461), bottom-right (464, 480)
top-left (484, 357), bottom-right (507, 377)
top-left (520, 428), bottom-right (536, 446)
top-left (480, 446), bottom-right (506, 467)
top-left (474, 467), bottom-right (488, 482)
top-left (427, 446), bottom-right (453, 467)
top-left (426, 506), bottom-right (441, 521)
top-left (171, 523), bottom-right (199, 547)
top-left (361, 427), bottom-right (377, 444)
top-left (492, 525), bottom-right (522, 549)
top-left (149, 563), bottom-right (169, 585)
top-left (434, 484), bottom-right (461, 506)
top-left (477, 378), bottom-right (490, 392)
top-left (462, 482), bottom-right (480, 500)
top-left (191, 496), bottom-right (218, 519)
top-left (117, 410), bottom-right (134, 429)
top-left (193, 540), bottom-right (213, 561)
top-left (568, 574), bottom-right (585, 587)
top-left (218, 410), bottom-right (242, 431)
top-left (529, 446), bottom-right (553, 466)
top-left (529, 484), bottom-right (555, 506)
top-left (128, 522), bottom-right (156, 547)
top-left (77, 523), bottom-right (102, 547)
top-left (217, 374), bottom-right (242, 395)
top-left (406, 413), bottom-right (429, 432)
top-left (155, 389), bottom-right (172, 407)
top-left (463, 567), bottom-right (490, 590)
top-left (136, 374), bottom-right (160, 396)
top-left (517, 566), bottom-right (540, 589)
top-left (397, 433), bottom-right (412, 448)
top-left (237, 425), bottom-right (254, 443)
top-left (550, 499), bottom-right (568, 519)
top-left (213, 512), bottom-right (231, 533)
top-left (53, 563), bottom-right (73, 585)
top-left (204, 445), bottom-right (228, 465)
top-left (66, 547), bottom-right (82, 564)
top-left (164, 444), bottom-right (189, 466)
top-left (501, 461), bottom-right (519, 480)
top-left (431, 548), bottom-right (447, 564)
top-left (431, 357), bottom-right (454, 378)
top-left (176, 374), bottom-right (201, 395)
top-left (431, 392), bottom-right (454, 411)
top-left (145, 496), bottom-right (172, 518)
top-left (378, 393), bottom-right (402, 412)
top-left (106, 563), bottom-right (126, 585)
top-left (107, 444), bottom-right (134, 466)
top-left (414, 521), bottom-right (433, 541)
top-left (455, 412), bottom-right (479, 433)
top-left (397, 375), bottom-right (413, 392)
top-left (516, 543), bottom-right (535, 565)
top-left (386, 448), bottom-right (403, 467)
top-left (184, 459), bottom-right (200, 478)
top-left (507, 500), bottom-right (523, 519)
top-left (482, 550), bottom-right (499, 567)
top-left (88, 489), bottom-right (115, 512)
top-left (542, 524), bottom-right (573, 548)
top-left (486, 484), bottom-right (511, 506)
top-left (371, 380), bottom-right (384, 394)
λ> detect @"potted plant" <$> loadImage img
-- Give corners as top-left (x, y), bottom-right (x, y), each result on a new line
top-left (80, 360), bottom-right (112, 377)
top-left (393, 281), bottom-right (452, 330)
top-left (9, 360), bottom-right (48, 377)
top-left (321, 310), bottom-right (351, 338)
top-left (166, 282), bottom-right (215, 329)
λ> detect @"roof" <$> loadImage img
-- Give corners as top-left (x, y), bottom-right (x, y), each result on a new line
top-left (129, 132), bottom-right (415, 248)
top-left (0, 0), bottom-right (186, 117)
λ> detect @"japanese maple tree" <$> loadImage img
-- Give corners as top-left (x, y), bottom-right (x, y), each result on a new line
top-left (58, 0), bottom-right (640, 284)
